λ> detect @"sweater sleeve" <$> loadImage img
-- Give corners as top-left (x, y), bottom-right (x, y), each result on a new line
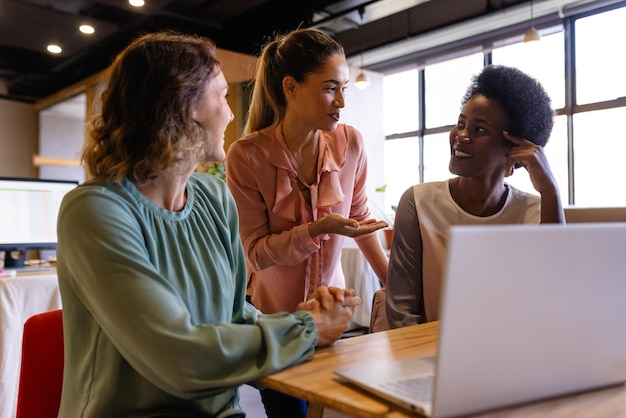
top-left (386, 186), bottom-right (426, 328)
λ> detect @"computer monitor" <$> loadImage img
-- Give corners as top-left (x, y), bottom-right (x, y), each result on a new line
top-left (0, 177), bottom-right (78, 269)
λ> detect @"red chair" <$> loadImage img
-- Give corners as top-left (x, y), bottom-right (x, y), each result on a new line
top-left (15, 309), bottom-right (64, 418)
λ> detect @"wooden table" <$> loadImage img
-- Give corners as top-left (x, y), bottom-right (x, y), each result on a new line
top-left (258, 322), bottom-right (626, 418)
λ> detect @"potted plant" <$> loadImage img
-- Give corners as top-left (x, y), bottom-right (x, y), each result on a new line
top-left (196, 161), bottom-right (226, 180)
top-left (375, 185), bottom-right (397, 248)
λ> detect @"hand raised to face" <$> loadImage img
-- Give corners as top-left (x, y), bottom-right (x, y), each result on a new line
top-left (503, 131), bottom-right (558, 194)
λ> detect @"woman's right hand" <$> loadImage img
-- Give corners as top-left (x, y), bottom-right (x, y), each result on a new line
top-left (299, 299), bottom-right (353, 347)
top-left (309, 213), bottom-right (388, 239)
top-left (297, 286), bottom-right (361, 347)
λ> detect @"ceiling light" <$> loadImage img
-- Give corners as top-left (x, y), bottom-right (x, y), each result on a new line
top-left (355, 72), bottom-right (370, 89)
top-left (129, 0), bottom-right (145, 7)
top-left (355, 6), bottom-right (369, 90)
top-left (524, 26), bottom-right (541, 42)
top-left (524, 0), bottom-right (542, 43)
top-left (79, 25), bottom-right (95, 34)
top-left (47, 44), bottom-right (62, 54)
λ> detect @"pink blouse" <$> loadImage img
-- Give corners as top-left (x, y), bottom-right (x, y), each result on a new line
top-left (225, 124), bottom-right (374, 313)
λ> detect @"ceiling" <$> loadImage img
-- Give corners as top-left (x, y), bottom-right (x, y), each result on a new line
top-left (0, 0), bottom-right (532, 104)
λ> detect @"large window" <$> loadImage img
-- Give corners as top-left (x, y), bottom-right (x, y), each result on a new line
top-left (575, 6), bottom-right (626, 104)
top-left (383, 69), bottom-right (419, 136)
top-left (572, 107), bottom-right (626, 206)
top-left (381, 3), bottom-right (626, 209)
top-left (423, 132), bottom-right (453, 183)
top-left (382, 136), bottom-right (419, 216)
top-left (424, 54), bottom-right (485, 128)
top-left (382, 70), bottom-right (420, 216)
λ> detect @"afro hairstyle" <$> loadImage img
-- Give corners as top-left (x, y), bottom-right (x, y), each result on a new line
top-left (461, 64), bottom-right (554, 147)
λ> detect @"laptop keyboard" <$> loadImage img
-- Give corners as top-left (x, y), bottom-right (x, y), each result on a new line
top-left (380, 375), bottom-right (434, 403)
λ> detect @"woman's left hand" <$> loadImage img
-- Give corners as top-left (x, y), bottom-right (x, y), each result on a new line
top-left (298, 286), bottom-right (362, 311)
top-left (309, 213), bottom-right (388, 239)
top-left (503, 131), bottom-right (559, 194)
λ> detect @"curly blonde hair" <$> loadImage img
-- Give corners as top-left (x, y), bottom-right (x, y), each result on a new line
top-left (83, 30), bottom-right (221, 183)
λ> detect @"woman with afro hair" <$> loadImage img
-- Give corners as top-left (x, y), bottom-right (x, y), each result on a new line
top-left (384, 64), bottom-right (565, 329)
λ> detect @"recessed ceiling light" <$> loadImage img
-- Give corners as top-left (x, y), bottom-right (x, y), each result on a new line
top-left (79, 24), bottom-right (95, 34)
top-left (129, 0), bottom-right (144, 6)
top-left (47, 44), bottom-right (62, 54)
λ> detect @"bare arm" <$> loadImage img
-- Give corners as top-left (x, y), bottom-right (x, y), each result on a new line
top-left (307, 213), bottom-right (388, 238)
top-left (355, 233), bottom-right (389, 287)
top-left (504, 131), bottom-right (565, 224)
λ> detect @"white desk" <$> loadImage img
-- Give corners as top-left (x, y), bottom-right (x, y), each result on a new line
top-left (340, 247), bottom-right (381, 330)
top-left (0, 270), bottom-right (60, 418)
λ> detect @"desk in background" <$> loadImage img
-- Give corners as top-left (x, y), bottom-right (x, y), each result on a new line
top-left (340, 246), bottom-right (382, 330)
top-left (0, 270), bottom-right (60, 418)
top-left (259, 322), bottom-right (626, 418)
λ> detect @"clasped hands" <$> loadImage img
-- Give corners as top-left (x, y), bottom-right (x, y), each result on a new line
top-left (297, 286), bottom-right (362, 347)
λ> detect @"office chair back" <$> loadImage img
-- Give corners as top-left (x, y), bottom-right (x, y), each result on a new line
top-left (15, 309), bottom-right (64, 418)
top-left (369, 289), bottom-right (390, 333)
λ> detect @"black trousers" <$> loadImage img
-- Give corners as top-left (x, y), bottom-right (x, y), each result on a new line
top-left (246, 295), bottom-right (308, 418)
top-left (259, 388), bottom-right (307, 418)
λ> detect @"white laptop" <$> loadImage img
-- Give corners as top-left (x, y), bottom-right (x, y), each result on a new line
top-left (334, 223), bottom-right (626, 417)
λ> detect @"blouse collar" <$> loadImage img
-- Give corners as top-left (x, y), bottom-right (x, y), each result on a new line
top-left (263, 124), bottom-right (349, 222)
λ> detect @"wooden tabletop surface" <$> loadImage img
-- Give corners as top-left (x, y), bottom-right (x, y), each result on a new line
top-left (258, 321), bottom-right (626, 418)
